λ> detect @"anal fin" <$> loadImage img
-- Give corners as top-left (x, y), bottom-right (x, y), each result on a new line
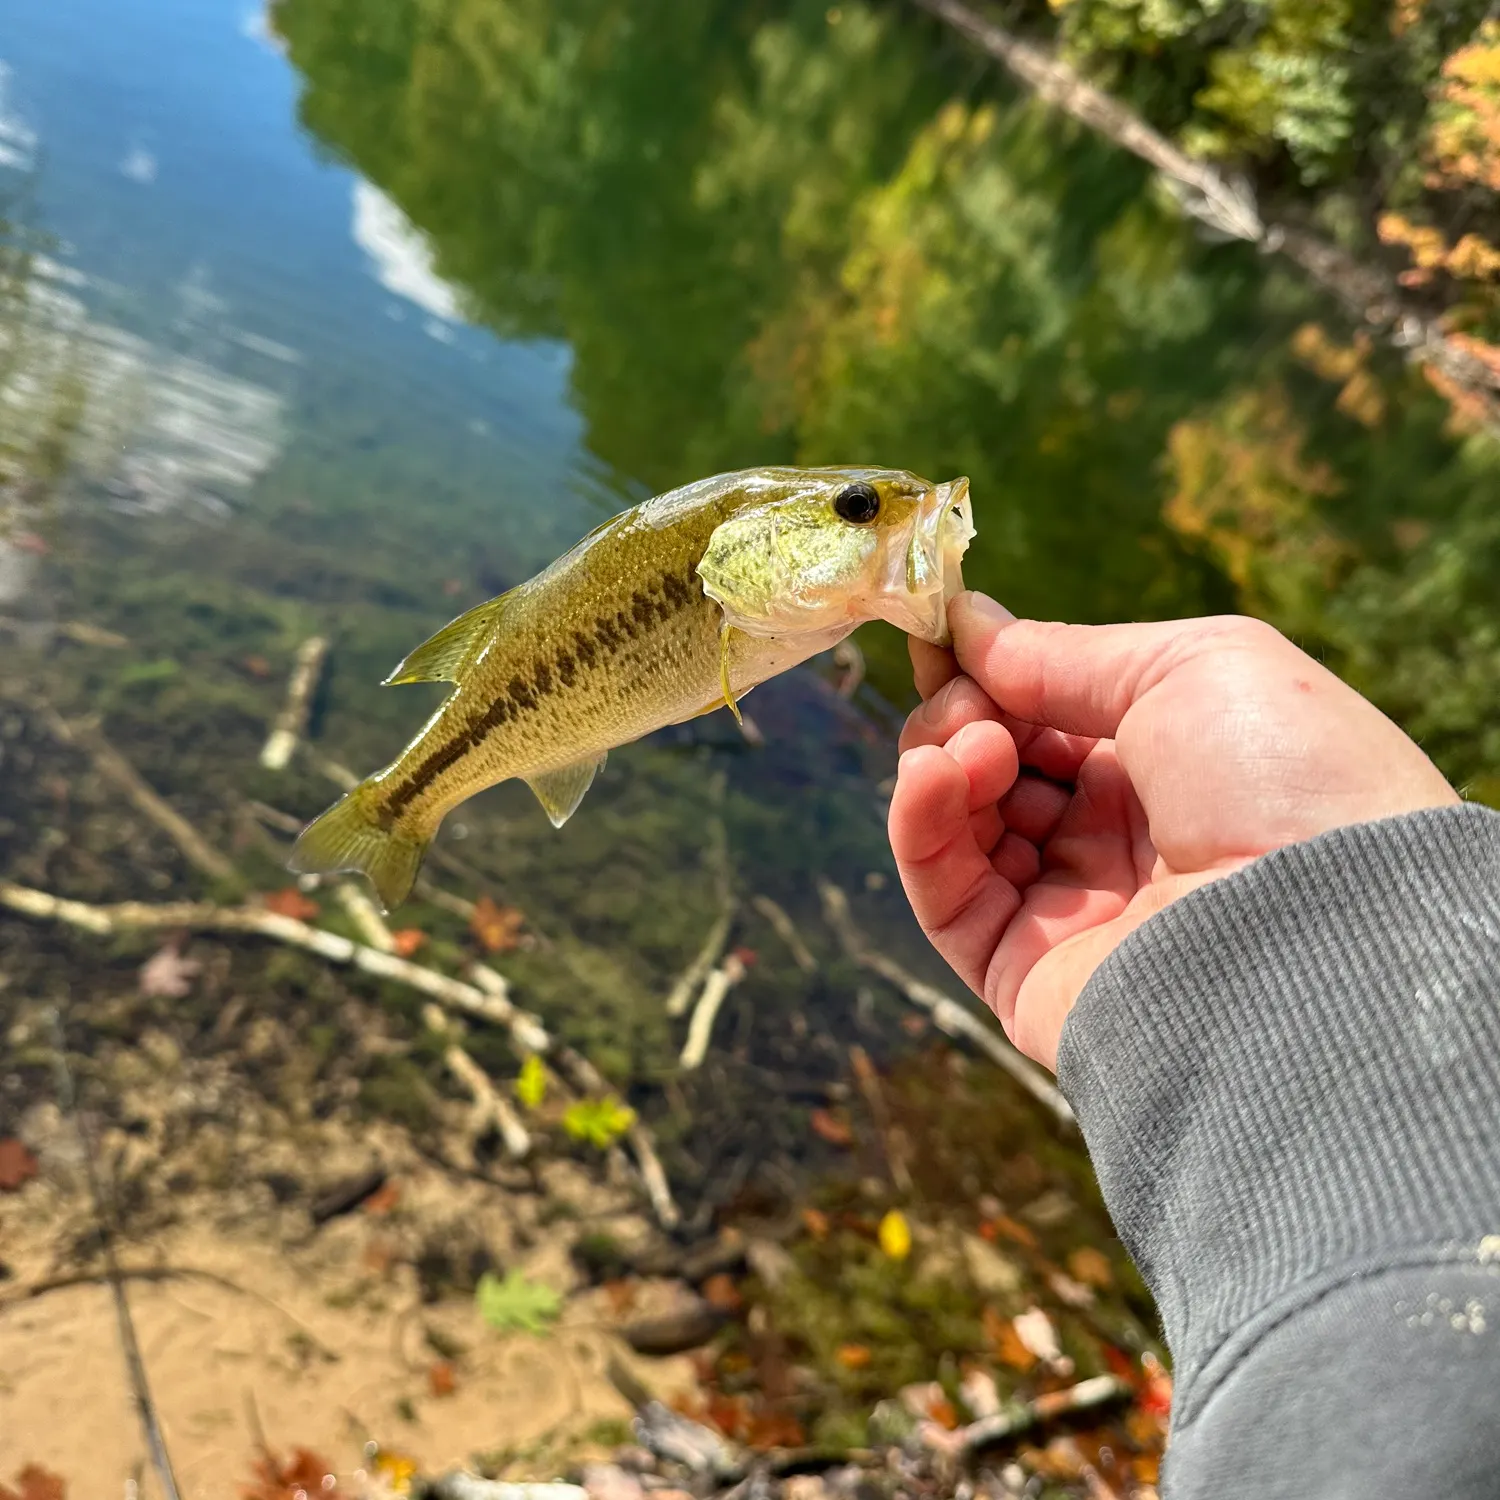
top-left (526, 753), bottom-right (607, 828)
top-left (383, 594), bottom-right (510, 686)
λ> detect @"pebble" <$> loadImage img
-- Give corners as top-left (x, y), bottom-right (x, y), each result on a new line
top-left (581, 1465), bottom-right (644, 1500)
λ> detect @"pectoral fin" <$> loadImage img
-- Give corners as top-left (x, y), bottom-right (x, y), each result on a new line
top-left (718, 623), bottom-right (743, 727)
top-left (526, 753), bottom-right (607, 828)
top-left (383, 594), bottom-right (510, 685)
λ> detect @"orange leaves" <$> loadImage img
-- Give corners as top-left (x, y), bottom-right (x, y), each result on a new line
top-left (1065, 1245), bottom-right (1114, 1290)
top-left (984, 1214), bottom-right (1038, 1250)
top-left (360, 1180), bottom-right (401, 1216)
top-left (835, 1342), bottom-right (873, 1369)
top-left (260, 887), bottom-right (320, 921)
top-left (0, 1466), bottom-right (65, 1500)
top-left (984, 1306), bottom-right (1039, 1373)
top-left (470, 895), bottom-right (524, 953)
top-left (1138, 1351), bottom-right (1174, 1418)
top-left (800, 1206), bottom-right (830, 1239)
top-left (695, 1393), bottom-right (805, 1450)
top-left (1427, 20), bottom-right (1500, 193)
top-left (1378, 214), bottom-right (1500, 290)
top-left (390, 928), bottom-right (428, 957)
top-left (808, 1108), bottom-right (853, 1147)
top-left (240, 1449), bottom-right (345, 1500)
top-left (1289, 323), bottom-right (1386, 428)
top-left (0, 1139), bottom-right (38, 1193)
top-left (701, 1273), bottom-right (744, 1313)
top-left (428, 1360), bottom-right (457, 1397)
top-left (1163, 384), bottom-right (1354, 632)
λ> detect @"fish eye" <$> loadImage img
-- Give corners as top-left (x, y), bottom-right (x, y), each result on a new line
top-left (834, 481), bottom-right (881, 524)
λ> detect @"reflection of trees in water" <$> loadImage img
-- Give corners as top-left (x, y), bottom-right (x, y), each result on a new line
top-left (273, 0), bottom-right (1500, 796)
top-left (273, 0), bottom-right (1269, 631)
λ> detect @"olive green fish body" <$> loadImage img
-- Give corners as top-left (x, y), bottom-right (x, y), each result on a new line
top-left (290, 467), bottom-right (974, 910)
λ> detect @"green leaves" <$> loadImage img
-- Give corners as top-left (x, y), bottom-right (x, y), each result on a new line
top-left (515, 1053), bottom-right (548, 1109)
top-left (562, 1095), bottom-right (636, 1148)
top-left (475, 1270), bottom-right (563, 1334)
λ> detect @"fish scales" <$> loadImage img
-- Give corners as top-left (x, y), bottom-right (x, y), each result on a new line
top-left (379, 511), bottom-right (730, 829)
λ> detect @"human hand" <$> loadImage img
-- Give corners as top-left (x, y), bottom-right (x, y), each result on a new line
top-left (888, 595), bottom-right (1460, 1070)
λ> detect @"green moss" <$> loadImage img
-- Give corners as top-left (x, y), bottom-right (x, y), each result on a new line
top-left (359, 1055), bottom-right (436, 1133)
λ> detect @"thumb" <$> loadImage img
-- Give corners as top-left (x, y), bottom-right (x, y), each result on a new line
top-left (950, 596), bottom-right (1250, 740)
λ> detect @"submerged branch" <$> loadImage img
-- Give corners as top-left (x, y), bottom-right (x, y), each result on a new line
top-left (0, 877), bottom-right (549, 1039)
top-left (678, 952), bottom-right (749, 1071)
top-left (0, 880), bottom-right (684, 1226)
top-left (45, 1008), bottom-right (183, 1500)
top-left (39, 704), bottom-right (236, 881)
top-left (817, 880), bottom-right (1076, 1131)
top-left (260, 634), bottom-right (328, 771)
top-left (665, 905), bottom-right (736, 1018)
top-left (951, 1374), bottom-right (1130, 1452)
top-left (421, 1002), bottom-right (531, 1159)
top-left (334, 879), bottom-right (396, 952)
top-left (751, 894), bottom-right (818, 973)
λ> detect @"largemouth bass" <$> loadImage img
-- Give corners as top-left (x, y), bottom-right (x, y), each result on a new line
top-left (290, 466), bottom-right (975, 910)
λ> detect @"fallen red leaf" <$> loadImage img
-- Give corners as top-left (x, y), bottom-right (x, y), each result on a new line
top-left (470, 895), bottom-right (524, 953)
top-left (990, 1214), bottom-right (1039, 1250)
top-left (0, 1139), bottom-right (38, 1193)
top-left (1067, 1245), bottom-right (1114, 1289)
top-left (261, 887), bottom-right (321, 922)
top-left (1139, 1352), bottom-right (1173, 1418)
top-left (0, 1464), bottom-right (66, 1500)
top-left (927, 1397), bottom-right (960, 1430)
top-left (389, 928), bottom-right (427, 958)
top-left (701, 1393), bottom-right (751, 1442)
top-left (239, 1448), bottom-right (342, 1500)
top-left (603, 1278), bottom-right (639, 1317)
top-left (360, 1180), bottom-right (401, 1216)
top-left (809, 1108), bottom-right (853, 1147)
top-left (1132, 1453), bottom-right (1163, 1484)
top-left (987, 1312), bottom-right (1039, 1373)
top-left (746, 1410), bottom-right (805, 1449)
top-left (800, 1206), bottom-right (830, 1239)
top-left (701, 1272), bottom-right (743, 1313)
top-left (428, 1360), bottom-right (457, 1397)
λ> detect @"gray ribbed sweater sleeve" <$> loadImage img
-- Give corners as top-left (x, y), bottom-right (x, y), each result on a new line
top-left (1056, 804), bottom-right (1500, 1497)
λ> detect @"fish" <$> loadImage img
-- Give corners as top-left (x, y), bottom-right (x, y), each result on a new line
top-left (289, 465), bottom-right (975, 911)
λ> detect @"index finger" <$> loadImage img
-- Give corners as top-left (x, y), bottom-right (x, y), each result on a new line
top-left (909, 635), bottom-right (959, 701)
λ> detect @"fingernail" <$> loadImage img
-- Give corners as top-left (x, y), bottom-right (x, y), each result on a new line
top-left (958, 592), bottom-right (1016, 627)
top-left (918, 678), bottom-right (956, 724)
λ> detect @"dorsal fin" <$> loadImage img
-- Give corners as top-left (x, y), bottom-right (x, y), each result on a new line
top-left (383, 594), bottom-right (509, 686)
top-left (525, 753), bottom-right (607, 828)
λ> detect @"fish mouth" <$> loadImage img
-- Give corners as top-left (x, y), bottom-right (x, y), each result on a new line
top-left (878, 476), bottom-right (975, 645)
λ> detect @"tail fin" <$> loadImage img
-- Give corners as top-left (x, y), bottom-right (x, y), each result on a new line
top-left (288, 784), bottom-right (427, 914)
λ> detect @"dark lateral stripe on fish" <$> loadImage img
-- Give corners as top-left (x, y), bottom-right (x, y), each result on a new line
top-left (382, 564), bottom-right (702, 819)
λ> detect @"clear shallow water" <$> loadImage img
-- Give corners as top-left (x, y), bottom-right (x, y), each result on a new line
top-left (2, 0), bottom-right (616, 574)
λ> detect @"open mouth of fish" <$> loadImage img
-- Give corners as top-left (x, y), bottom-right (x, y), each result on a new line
top-left (872, 476), bottom-right (975, 647)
